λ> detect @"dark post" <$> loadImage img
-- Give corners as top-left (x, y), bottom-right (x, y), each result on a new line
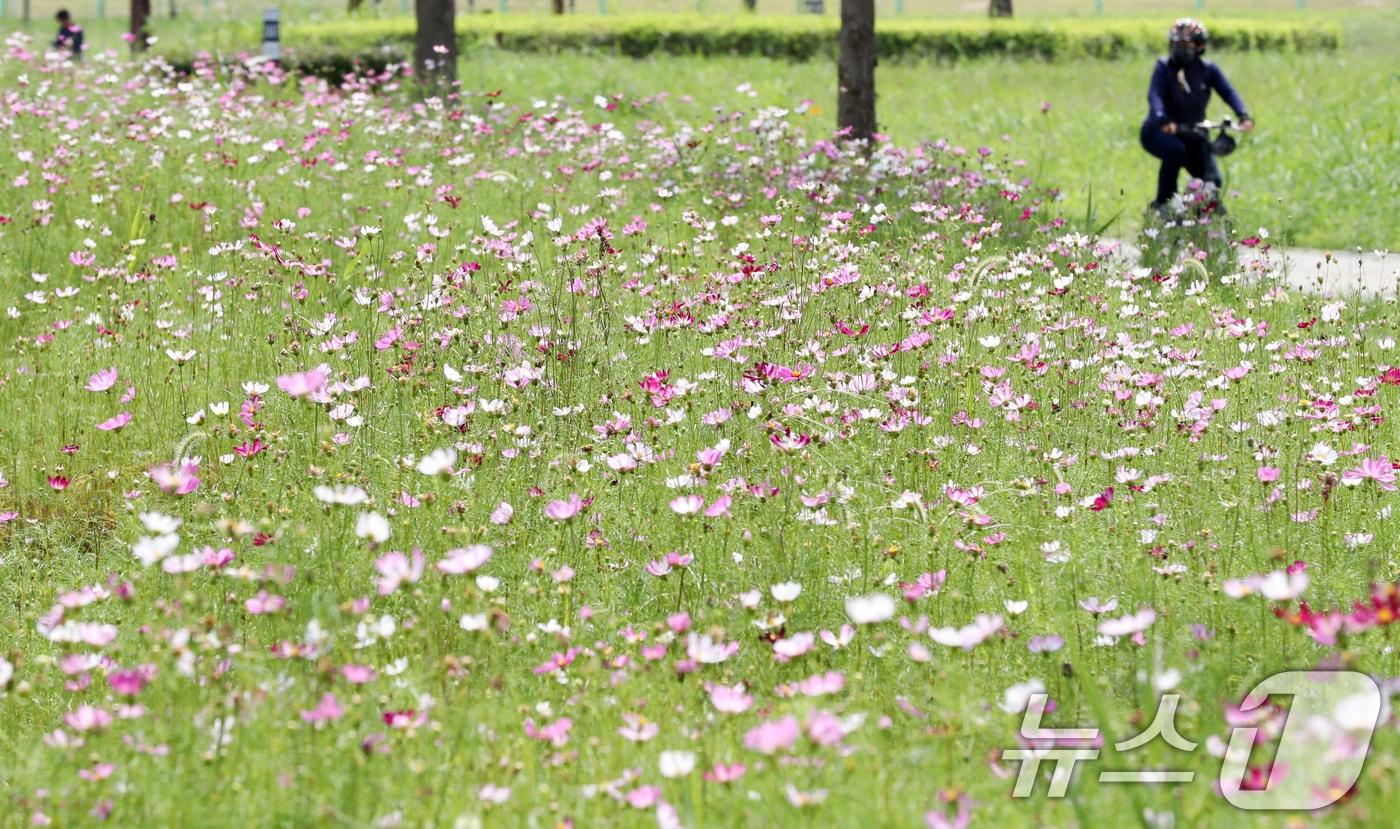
top-left (130, 0), bottom-right (151, 52)
top-left (837, 0), bottom-right (876, 143)
top-left (414, 0), bottom-right (458, 90)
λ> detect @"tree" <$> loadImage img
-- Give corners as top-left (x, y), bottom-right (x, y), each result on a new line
top-left (837, 0), bottom-right (876, 143)
top-left (130, 0), bottom-right (152, 52)
top-left (414, 0), bottom-right (458, 91)
top-left (989, 0), bottom-right (1012, 17)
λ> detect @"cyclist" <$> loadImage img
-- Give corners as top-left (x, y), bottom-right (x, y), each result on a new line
top-left (1140, 19), bottom-right (1254, 214)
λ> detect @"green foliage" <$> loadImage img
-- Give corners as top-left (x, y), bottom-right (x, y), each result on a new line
top-left (280, 15), bottom-right (1339, 63)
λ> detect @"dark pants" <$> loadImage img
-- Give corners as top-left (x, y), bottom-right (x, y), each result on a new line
top-left (1140, 123), bottom-right (1221, 205)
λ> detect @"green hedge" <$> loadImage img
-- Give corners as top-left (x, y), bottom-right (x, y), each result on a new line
top-left (285, 15), bottom-right (1339, 63)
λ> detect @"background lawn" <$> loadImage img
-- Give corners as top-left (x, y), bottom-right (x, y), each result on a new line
top-left (3, 8), bottom-right (1396, 250)
top-left (1, 6), bottom-right (1398, 827)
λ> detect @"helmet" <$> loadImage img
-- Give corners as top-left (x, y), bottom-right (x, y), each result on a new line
top-left (1210, 131), bottom-right (1237, 157)
top-left (1169, 18), bottom-right (1209, 46)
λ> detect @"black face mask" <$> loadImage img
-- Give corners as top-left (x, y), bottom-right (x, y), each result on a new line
top-left (1170, 44), bottom-right (1200, 65)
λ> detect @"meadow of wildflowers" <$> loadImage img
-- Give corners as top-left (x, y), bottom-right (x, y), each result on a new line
top-left (2, 34), bottom-right (1399, 828)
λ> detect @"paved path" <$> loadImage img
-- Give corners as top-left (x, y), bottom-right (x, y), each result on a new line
top-left (1244, 247), bottom-right (1397, 299)
top-left (1110, 240), bottom-right (1397, 298)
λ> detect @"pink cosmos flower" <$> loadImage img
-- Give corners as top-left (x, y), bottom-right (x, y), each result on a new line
top-left (1224, 569), bottom-right (1309, 601)
top-left (64, 705), bottom-right (112, 732)
top-left (806, 709), bottom-right (846, 746)
top-left (618, 712), bottom-right (659, 742)
top-left (928, 614), bottom-right (1004, 650)
top-left (523, 716), bottom-right (572, 747)
top-left (669, 494), bottom-right (704, 515)
top-left (625, 786), bottom-right (662, 809)
top-left (79, 763), bottom-right (115, 782)
top-left (436, 545), bottom-right (493, 575)
top-left (743, 715), bottom-right (800, 754)
top-left (772, 631), bottom-right (816, 662)
top-left (796, 671), bottom-right (846, 696)
top-left (704, 495), bottom-right (733, 518)
top-left (276, 365), bottom-right (330, 398)
top-left (926, 794), bottom-right (974, 829)
top-left (149, 460), bottom-right (200, 495)
top-left (85, 368), bottom-right (118, 392)
top-left (489, 501), bottom-right (514, 525)
top-left (108, 666), bottom-right (155, 696)
top-left (341, 665), bottom-right (377, 684)
top-left (374, 549), bottom-right (425, 595)
top-left (245, 590), bottom-right (286, 615)
top-left (686, 633), bottom-right (739, 664)
top-left (706, 682), bottom-right (754, 714)
top-left (533, 649), bottom-right (580, 676)
top-left (1341, 457), bottom-right (1397, 491)
top-left (544, 493), bottom-right (585, 521)
top-left (1098, 607), bottom-right (1157, 638)
top-left (300, 693), bottom-right (344, 724)
top-left (704, 763), bottom-right (747, 783)
top-left (97, 412), bottom-right (132, 431)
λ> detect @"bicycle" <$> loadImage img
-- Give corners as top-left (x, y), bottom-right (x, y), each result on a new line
top-left (1140, 118), bottom-right (1243, 276)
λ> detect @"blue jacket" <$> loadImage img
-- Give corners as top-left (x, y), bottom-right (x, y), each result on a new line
top-left (54, 24), bottom-right (84, 58)
top-left (1144, 56), bottom-right (1249, 129)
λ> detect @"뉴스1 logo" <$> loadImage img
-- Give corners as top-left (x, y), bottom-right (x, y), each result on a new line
top-left (1003, 670), bottom-right (1382, 810)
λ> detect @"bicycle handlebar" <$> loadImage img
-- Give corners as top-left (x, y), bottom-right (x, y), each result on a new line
top-left (1186, 118), bottom-right (1235, 132)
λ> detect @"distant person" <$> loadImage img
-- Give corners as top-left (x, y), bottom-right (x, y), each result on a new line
top-left (1140, 19), bottom-right (1253, 213)
top-left (53, 9), bottom-right (84, 61)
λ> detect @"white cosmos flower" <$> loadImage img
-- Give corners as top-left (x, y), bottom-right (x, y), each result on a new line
top-left (1307, 442), bottom-right (1339, 466)
top-left (929, 614), bottom-right (1004, 650)
top-left (659, 750), bottom-right (697, 779)
top-left (133, 533), bottom-right (179, 567)
top-left (313, 485), bottom-right (368, 505)
top-left (355, 512), bottom-right (391, 543)
top-left (607, 453), bottom-right (637, 472)
top-left (415, 447), bottom-right (456, 476)
top-left (437, 545), bottom-right (493, 575)
top-left (138, 511), bottom-right (182, 534)
top-left (844, 593), bottom-right (895, 625)
top-left (1000, 679), bottom-right (1045, 713)
top-left (771, 582), bottom-right (802, 603)
top-left (1098, 608), bottom-right (1157, 638)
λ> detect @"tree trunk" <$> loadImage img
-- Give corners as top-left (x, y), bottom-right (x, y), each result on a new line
top-left (130, 0), bottom-right (151, 52)
top-left (988, 0), bottom-right (1012, 17)
top-left (348, 0), bottom-right (364, 11)
top-left (837, 0), bottom-right (876, 143)
top-left (414, 0), bottom-right (458, 91)
top-left (553, 0), bottom-right (565, 14)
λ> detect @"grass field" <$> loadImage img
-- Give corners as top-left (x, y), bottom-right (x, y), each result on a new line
top-left (443, 30), bottom-right (1398, 250)
top-left (7, 12), bottom-right (1396, 250)
top-left (1, 9), bottom-right (1399, 829)
top-left (3, 0), bottom-right (1396, 22)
